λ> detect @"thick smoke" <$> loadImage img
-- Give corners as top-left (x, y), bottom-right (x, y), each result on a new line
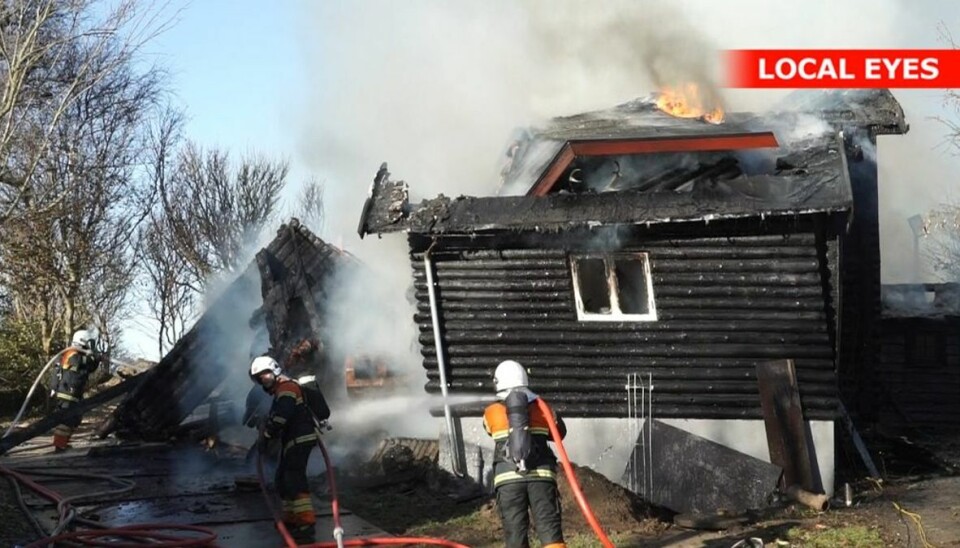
top-left (293, 0), bottom-right (960, 454)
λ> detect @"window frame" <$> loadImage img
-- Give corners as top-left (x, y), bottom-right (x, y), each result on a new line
top-left (570, 252), bottom-right (658, 322)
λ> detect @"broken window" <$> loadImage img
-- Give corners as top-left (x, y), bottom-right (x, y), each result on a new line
top-left (570, 253), bottom-right (657, 321)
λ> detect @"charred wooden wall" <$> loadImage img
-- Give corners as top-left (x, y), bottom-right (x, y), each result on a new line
top-left (875, 316), bottom-right (960, 431)
top-left (839, 154), bottom-right (882, 421)
top-left (410, 220), bottom-right (840, 420)
top-left (111, 220), bottom-right (348, 439)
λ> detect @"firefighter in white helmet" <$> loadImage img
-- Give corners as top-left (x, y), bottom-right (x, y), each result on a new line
top-left (51, 330), bottom-right (104, 451)
top-left (249, 355), bottom-right (320, 544)
top-left (483, 359), bottom-right (567, 548)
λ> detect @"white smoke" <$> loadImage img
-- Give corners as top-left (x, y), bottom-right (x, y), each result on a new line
top-left (291, 0), bottom-right (960, 449)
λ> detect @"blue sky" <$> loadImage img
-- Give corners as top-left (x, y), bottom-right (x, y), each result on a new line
top-left (143, 0), bottom-right (308, 183)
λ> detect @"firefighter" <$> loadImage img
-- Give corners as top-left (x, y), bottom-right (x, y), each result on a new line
top-left (51, 330), bottom-right (104, 451)
top-left (250, 355), bottom-right (320, 544)
top-left (483, 359), bottom-right (567, 548)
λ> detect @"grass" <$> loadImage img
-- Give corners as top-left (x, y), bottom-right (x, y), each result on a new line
top-left (787, 525), bottom-right (884, 547)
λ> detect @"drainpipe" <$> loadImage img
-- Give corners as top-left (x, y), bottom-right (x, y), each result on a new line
top-left (424, 253), bottom-right (466, 476)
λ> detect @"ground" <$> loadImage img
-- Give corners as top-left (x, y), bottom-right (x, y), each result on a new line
top-left (4, 401), bottom-right (959, 547)
top-left (333, 456), bottom-right (960, 547)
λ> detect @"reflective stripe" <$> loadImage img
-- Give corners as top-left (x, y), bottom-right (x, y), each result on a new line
top-left (491, 430), bottom-right (509, 440)
top-left (56, 392), bottom-right (79, 402)
top-left (276, 390), bottom-right (301, 402)
top-left (494, 468), bottom-right (556, 486)
top-left (284, 433), bottom-right (319, 451)
top-left (530, 427), bottom-right (550, 436)
top-left (297, 375), bottom-right (316, 384)
top-left (271, 416), bottom-right (287, 424)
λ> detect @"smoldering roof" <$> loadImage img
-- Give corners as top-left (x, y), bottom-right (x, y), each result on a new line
top-left (357, 89), bottom-right (907, 238)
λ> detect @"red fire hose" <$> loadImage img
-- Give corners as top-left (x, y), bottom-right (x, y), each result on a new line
top-left (257, 438), bottom-right (469, 548)
top-left (0, 463), bottom-right (218, 547)
top-left (260, 401), bottom-right (613, 548)
top-left (535, 397), bottom-right (615, 548)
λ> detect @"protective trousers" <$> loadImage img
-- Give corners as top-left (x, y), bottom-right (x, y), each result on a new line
top-left (496, 480), bottom-right (565, 548)
top-left (53, 399), bottom-right (82, 450)
top-left (275, 443), bottom-right (316, 542)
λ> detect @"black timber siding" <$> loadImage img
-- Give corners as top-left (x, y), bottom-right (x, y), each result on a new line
top-left (839, 157), bottom-right (881, 421)
top-left (410, 222), bottom-right (840, 420)
top-left (876, 316), bottom-right (960, 431)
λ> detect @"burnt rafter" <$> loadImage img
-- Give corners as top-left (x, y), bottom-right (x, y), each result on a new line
top-left (528, 132), bottom-right (779, 197)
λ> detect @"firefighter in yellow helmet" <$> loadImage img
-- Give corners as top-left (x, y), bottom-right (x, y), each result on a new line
top-left (483, 360), bottom-right (567, 548)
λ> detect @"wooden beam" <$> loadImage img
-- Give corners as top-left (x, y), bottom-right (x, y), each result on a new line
top-left (527, 132), bottom-right (779, 197)
top-left (756, 359), bottom-right (819, 492)
top-left (0, 376), bottom-right (145, 455)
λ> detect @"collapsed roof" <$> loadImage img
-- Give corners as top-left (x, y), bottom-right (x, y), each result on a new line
top-left (358, 89), bottom-right (907, 238)
top-left (107, 220), bottom-right (351, 440)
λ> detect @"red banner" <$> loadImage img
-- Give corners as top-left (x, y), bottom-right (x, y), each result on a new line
top-left (724, 49), bottom-right (960, 88)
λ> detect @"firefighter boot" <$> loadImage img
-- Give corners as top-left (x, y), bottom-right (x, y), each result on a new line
top-left (289, 523), bottom-right (315, 545)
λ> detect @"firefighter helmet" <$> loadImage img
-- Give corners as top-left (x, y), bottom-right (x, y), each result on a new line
top-left (249, 356), bottom-right (282, 383)
top-left (494, 360), bottom-right (528, 394)
top-left (71, 330), bottom-right (93, 350)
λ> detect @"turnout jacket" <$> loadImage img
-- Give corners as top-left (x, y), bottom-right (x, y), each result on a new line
top-left (55, 348), bottom-right (101, 402)
top-left (263, 379), bottom-right (318, 453)
top-left (483, 397), bottom-right (566, 488)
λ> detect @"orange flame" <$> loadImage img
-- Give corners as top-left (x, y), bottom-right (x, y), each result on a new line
top-left (655, 84), bottom-right (724, 124)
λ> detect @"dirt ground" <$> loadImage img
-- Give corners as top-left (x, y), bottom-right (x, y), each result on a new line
top-left (334, 457), bottom-right (960, 548)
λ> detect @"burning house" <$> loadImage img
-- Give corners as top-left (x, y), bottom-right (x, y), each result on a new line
top-left (357, 89), bottom-right (909, 500)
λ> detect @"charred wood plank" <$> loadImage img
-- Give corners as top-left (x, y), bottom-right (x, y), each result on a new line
top-left (757, 360), bottom-right (819, 492)
top-left (411, 268), bottom-right (570, 280)
top-left (420, 343), bottom-right (834, 359)
top-left (424, 364), bottom-right (837, 380)
top-left (420, 330), bottom-right (831, 346)
top-left (416, 301), bottom-right (574, 313)
top-left (414, 259), bottom-right (568, 270)
top-left (415, 310), bottom-right (827, 322)
top-left (422, 356), bottom-right (837, 372)
top-left (414, 290), bottom-right (573, 302)
top-left (428, 402), bottom-right (837, 420)
top-left (426, 378), bottom-right (838, 396)
top-left (420, 388), bottom-right (837, 410)
top-left (654, 286), bottom-right (823, 299)
top-left (413, 279), bottom-right (571, 291)
top-left (418, 319), bottom-right (827, 333)
top-left (651, 272), bottom-right (821, 286)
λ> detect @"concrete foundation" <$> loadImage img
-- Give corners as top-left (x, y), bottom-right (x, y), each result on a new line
top-left (439, 417), bottom-right (835, 496)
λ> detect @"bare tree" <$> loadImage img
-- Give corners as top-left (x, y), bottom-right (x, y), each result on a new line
top-left (157, 143), bottom-right (288, 292)
top-left (0, 0), bottom-right (171, 358)
top-left (295, 177), bottom-right (325, 234)
top-left (0, 0), bottom-right (174, 226)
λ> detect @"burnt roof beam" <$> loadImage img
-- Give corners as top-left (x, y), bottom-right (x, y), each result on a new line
top-left (528, 132), bottom-right (780, 197)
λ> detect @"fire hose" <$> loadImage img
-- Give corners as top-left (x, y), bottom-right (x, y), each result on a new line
top-left (258, 402), bottom-right (614, 548)
top-left (0, 462), bottom-right (217, 547)
top-left (256, 436), bottom-right (470, 548)
top-left (2, 347), bottom-right (138, 440)
top-left (2, 350), bottom-right (67, 439)
top-left (535, 397), bottom-right (615, 548)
